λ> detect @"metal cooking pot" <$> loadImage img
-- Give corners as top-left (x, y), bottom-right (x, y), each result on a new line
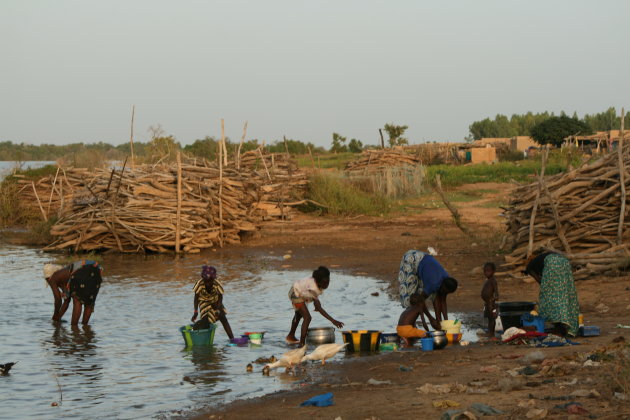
top-left (429, 331), bottom-right (447, 350)
top-left (307, 327), bottom-right (335, 344)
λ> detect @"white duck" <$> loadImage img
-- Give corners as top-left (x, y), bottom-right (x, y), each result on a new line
top-left (301, 343), bottom-right (347, 365)
top-left (264, 345), bottom-right (307, 371)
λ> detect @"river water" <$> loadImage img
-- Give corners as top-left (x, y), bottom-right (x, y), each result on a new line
top-left (0, 161), bottom-right (56, 180)
top-left (0, 245), bottom-right (476, 419)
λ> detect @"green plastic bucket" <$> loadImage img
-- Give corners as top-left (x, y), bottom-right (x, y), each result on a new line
top-left (179, 324), bottom-right (217, 347)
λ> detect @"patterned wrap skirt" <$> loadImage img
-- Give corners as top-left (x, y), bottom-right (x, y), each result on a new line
top-left (397, 250), bottom-right (427, 308)
top-left (69, 265), bottom-right (102, 307)
top-left (539, 254), bottom-right (580, 337)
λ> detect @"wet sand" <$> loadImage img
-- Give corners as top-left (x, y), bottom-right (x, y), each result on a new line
top-left (192, 188), bottom-right (630, 419)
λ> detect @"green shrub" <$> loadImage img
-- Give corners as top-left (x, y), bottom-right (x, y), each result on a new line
top-left (5, 164), bottom-right (58, 181)
top-left (498, 150), bottom-right (525, 162)
top-left (27, 216), bottom-right (57, 244)
top-left (0, 180), bottom-right (23, 227)
top-left (304, 173), bottom-right (391, 216)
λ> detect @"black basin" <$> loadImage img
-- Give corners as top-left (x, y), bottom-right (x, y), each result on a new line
top-left (498, 302), bottom-right (536, 330)
top-left (498, 301), bottom-right (536, 313)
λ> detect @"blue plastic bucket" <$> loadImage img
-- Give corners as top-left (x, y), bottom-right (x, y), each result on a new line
top-left (421, 337), bottom-right (434, 351)
top-left (521, 314), bottom-right (545, 333)
top-left (179, 324), bottom-right (217, 347)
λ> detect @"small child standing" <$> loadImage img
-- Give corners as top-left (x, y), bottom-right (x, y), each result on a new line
top-left (480, 262), bottom-right (499, 337)
top-left (191, 265), bottom-right (234, 340)
top-left (396, 293), bottom-right (428, 347)
top-left (286, 266), bottom-right (344, 346)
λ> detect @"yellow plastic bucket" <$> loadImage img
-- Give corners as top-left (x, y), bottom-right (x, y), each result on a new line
top-left (440, 320), bottom-right (461, 334)
top-left (341, 330), bottom-right (381, 352)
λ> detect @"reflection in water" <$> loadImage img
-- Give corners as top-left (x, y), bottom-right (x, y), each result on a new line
top-left (184, 346), bottom-right (226, 387)
top-left (47, 324), bottom-right (98, 357)
top-left (44, 324), bottom-right (104, 388)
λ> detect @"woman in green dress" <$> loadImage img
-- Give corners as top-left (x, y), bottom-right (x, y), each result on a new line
top-left (524, 252), bottom-right (580, 337)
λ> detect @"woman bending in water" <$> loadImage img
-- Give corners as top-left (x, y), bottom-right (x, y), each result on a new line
top-left (44, 261), bottom-right (103, 325)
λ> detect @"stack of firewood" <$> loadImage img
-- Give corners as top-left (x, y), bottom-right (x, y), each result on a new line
top-left (236, 150), bottom-right (308, 218)
top-left (345, 149), bottom-right (421, 173)
top-left (403, 143), bottom-right (464, 165)
top-left (502, 142), bottom-right (630, 279)
top-left (15, 149), bottom-right (308, 253)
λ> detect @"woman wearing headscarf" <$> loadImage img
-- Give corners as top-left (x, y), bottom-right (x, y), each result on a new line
top-left (43, 260), bottom-right (103, 325)
top-left (397, 250), bottom-right (458, 330)
top-left (524, 252), bottom-right (580, 337)
top-left (191, 265), bottom-right (234, 339)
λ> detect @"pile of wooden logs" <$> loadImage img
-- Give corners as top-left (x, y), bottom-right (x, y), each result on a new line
top-left (236, 150), bottom-right (308, 219)
top-left (502, 142), bottom-right (630, 279)
top-left (345, 148), bottom-right (421, 173)
top-left (15, 149), bottom-right (308, 253)
top-left (403, 143), bottom-right (464, 165)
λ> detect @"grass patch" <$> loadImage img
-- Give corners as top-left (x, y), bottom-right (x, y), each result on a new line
top-left (426, 161), bottom-right (563, 187)
top-left (303, 173), bottom-right (391, 216)
top-left (0, 179), bottom-right (40, 228)
top-left (52, 251), bottom-right (102, 266)
top-left (4, 164), bottom-right (58, 181)
top-left (296, 152), bottom-right (358, 169)
top-left (425, 148), bottom-right (592, 187)
top-left (27, 216), bottom-right (57, 244)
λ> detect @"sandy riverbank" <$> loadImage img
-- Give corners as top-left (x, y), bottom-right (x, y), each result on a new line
top-left (191, 183), bottom-right (630, 419)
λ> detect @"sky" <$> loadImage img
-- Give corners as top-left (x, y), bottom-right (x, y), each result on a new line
top-left (2, 1), bottom-right (629, 148)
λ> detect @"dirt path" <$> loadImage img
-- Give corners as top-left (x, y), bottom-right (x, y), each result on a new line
top-left (190, 182), bottom-right (630, 419)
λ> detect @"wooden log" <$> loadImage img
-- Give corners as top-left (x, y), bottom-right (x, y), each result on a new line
top-left (618, 108), bottom-right (626, 244)
top-left (175, 151), bottom-right (183, 253)
top-left (540, 169), bottom-right (571, 254)
top-left (237, 120), bottom-right (248, 170)
top-left (31, 181), bottom-right (48, 221)
top-left (434, 174), bottom-right (471, 236)
top-left (527, 147), bottom-right (548, 258)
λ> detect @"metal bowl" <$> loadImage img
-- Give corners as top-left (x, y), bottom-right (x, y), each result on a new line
top-left (307, 327), bottom-right (335, 344)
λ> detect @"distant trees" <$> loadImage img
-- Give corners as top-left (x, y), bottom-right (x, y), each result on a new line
top-left (468, 107), bottom-right (630, 140)
top-left (348, 138), bottom-right (363, 153)
top-left (183, 137), bottom-right (222, 161)
top-left (267, 138), bottom-right (320, 155)
top-left (0, 136), bottom-right (328, 163)
top-left (0, 141), bottom-right (130, 161)
top-left (145, 126), bottom-right (181, 163)
top-left (530, 115), bottom-right (592, 147)
top-left (468, 113), bottom-right (550, 140)
top-left (383, 123), bottom-right (408, 146)
top-left (583, 107), bottom-right (630, 131)
top-left (330, 133), bottom-right (348, 153)
top-left (329, 133), bottom-right (364, 153)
